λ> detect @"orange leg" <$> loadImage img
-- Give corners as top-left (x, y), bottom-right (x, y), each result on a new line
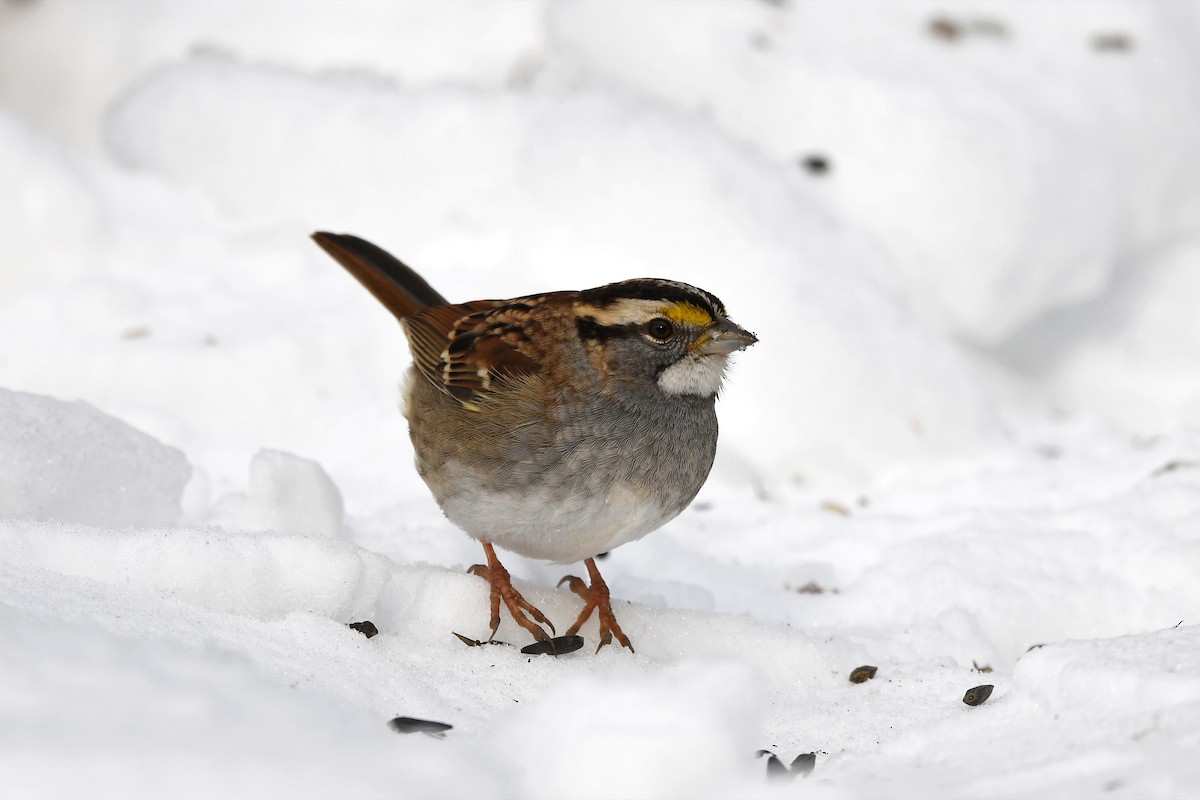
top-left (468, 542), bottom-right (555, 643)
top-left (558, 557), bottom-right (634, 653)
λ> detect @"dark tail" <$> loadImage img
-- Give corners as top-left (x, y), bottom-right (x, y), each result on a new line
top-left (311, 232), bottom-right (448, 319)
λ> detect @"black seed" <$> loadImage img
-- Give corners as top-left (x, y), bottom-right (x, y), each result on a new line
top-left (388, 716), bottom-right (453, 736)
top-left (801, 154), bottom-right (830, 176)
top-left (849, 665), bottom-right (878, 683)
top-left (348, 621), bottom-right (378, 638)
top-left (963, 684), bottom-right (994, 706)
top-left (790, 752), bottom-right (817, 774)
top-left (520, 635), bottom-right (586, 656)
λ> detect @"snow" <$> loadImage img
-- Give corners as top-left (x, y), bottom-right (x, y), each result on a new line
top-left (0, 388), bottom-right (190, 527)
top-left (3, 1), bottom-right (1200, 798)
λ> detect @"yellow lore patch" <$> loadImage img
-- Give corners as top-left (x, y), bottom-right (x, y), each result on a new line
top-left (662, 302), bottom-right (714, 327)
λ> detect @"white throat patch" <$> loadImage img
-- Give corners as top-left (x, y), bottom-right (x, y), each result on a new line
top-left (657, 354), bottom-right (728, 396)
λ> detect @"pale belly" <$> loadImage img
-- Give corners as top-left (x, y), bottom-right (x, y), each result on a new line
top-left (437, 460), bottom-right (683, 563)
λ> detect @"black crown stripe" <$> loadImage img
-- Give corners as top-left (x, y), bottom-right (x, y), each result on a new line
top-left (577, 280), bottom-right (725, 318)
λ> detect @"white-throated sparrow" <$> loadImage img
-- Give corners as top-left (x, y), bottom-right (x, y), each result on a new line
top-left (312, 232), bottom-right (756, 652)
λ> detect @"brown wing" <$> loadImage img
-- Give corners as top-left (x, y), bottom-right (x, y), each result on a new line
top-left (402, 300), bottom-right (542, 404)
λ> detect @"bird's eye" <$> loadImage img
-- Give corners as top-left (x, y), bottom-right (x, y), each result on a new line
top-left (647, 318), bottom-right (674, 341)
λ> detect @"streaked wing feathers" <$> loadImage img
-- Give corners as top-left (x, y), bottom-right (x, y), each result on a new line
top-left (403, 300), bottom-right (541, 402)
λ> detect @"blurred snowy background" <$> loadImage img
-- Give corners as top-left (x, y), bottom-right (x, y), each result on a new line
top-left (3, 1), bottom-right (1200, 797)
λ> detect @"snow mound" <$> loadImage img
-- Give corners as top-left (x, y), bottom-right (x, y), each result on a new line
top-left (0, 520), bottom-right (387, 621)
top-left (0, 583), bottom-right (485, 800)
top-left (1016, 625), bottom-right (1200, 714)
top-left (0, 0), bottom-right (547, 152)
top-left (0, 388), bottom-right (190, 527)
top-left (1032, 239), bottom-right (1200, 431)
top-left (818, 624), bottom-right (1200, 798)
top-left (0, 109), bottom-right (107, 296)
top-left (211, 448), bottom-right (346, 538)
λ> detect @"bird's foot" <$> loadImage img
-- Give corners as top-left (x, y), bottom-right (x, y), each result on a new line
top-left (468, 542), bottom-right (555, 644)
top-left (558, 557), bottom-right (635, 653)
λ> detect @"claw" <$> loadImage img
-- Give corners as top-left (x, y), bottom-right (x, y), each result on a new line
top-left (557, 574), bottom-right (588, 597)
top-left (468, 542), bottom-right (555, 644)
top-left (558, 557), bottom-right (635, 653)
top-left (453, 631), bottom-right (511, 648)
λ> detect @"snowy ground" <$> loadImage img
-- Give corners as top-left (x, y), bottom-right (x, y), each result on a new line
top-left (4, 1), bottom-right (1200, 798)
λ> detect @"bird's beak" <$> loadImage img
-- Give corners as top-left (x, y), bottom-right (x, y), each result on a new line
top-left (698, 318), bottom-right (758, 355)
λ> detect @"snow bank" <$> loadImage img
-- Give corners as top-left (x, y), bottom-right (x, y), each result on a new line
top-left (2, 407), bottom-right (1199, 797)
top-left (493, 662), bottom-right (763, 800)
top-left (815, 624), bottom-right (1200, 798)
top-left (0, 0), bottom-right (546, 152)
top-left (1030, 238), bottom-right (1200, 431)
top-left (0, 388), bottom-right (190, 527)
top-left (0, 109), bottom-right (108, 296)
top-left (0, 520), bottom-right (387, 621)
top-left (0, 568), bottom-right (491, 800)
top-left (549, 0), bottom-right (1200, 344)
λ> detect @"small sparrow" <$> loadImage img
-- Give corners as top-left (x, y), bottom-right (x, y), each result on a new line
top-left (313, 232), bottom-right (756, 651)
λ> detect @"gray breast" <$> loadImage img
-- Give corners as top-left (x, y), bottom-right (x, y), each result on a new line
top-left (406, 371), bottom-right (719, 562)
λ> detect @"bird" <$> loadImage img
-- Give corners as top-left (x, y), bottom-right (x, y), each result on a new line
top-left (312, 232), bottom-right (756, 652)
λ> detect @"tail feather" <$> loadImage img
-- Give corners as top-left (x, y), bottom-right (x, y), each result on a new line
top-left (311, 231), bottom-right (447, 319)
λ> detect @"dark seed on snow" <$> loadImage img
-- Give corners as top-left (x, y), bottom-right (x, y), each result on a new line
top-left (388, 716), bottom-right (453, 736)
top-left (790, 752), bottom-right (817, 774)
top-left (801, 155), bottom-right (831, 176)
top-left (347, 621), bottom-right (378, 638)
top-left (963, 684), bottom-right (994, 706)
top-left (520, 635), bottom-right (585, 656)
top-left (849, 665), bottom-right (878, 683)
